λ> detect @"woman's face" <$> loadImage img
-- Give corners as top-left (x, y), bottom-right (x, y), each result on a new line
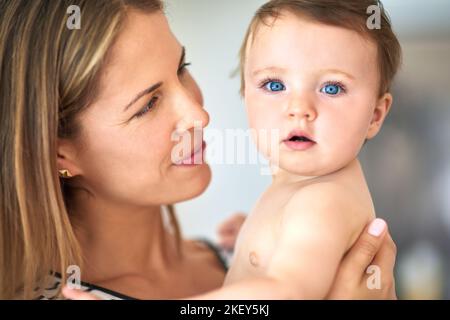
top-left (62, 10), bottom-right (211, 206)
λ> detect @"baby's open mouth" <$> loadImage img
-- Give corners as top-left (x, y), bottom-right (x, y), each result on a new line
top-left (288, 135), bottom-right (313, 142)
top-left (283, 130), bottom-right (316, 151)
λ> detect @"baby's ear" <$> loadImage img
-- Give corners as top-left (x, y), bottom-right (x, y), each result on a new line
top-left (366, 93), bottom-right (393, 140)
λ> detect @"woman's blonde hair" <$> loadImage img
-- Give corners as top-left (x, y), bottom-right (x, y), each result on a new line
top-left (0, 0), bottom-right (182, 299)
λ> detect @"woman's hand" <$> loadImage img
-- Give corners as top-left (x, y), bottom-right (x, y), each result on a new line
top-left (216, 212), bottom-right (247, 251)
top-left (61, 286), bottom-right (102, 300)
top-left (327, 218), bottom-right (397, 299)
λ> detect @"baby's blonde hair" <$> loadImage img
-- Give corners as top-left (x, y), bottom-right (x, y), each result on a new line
top-left (239, 0), bottom-right (402, 97)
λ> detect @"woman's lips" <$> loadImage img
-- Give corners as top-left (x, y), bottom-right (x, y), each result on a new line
top-left (177, 141), bottom-right (207, 166)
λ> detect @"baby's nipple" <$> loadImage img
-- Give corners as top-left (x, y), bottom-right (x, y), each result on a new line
top-left (249, 251), bottom-right (259, 267)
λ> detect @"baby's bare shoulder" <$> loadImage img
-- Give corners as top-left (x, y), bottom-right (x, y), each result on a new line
top-left (285, 179), bottom-right (355, 212)
top-left (282, 179), bottom-right (370, 245)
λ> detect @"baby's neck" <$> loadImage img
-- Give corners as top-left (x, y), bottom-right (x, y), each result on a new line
top-left (271, 158), bottom-right (361, 187)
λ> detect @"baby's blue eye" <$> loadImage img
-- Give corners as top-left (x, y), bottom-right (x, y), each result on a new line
top-left (264, 81), bottom-right (285, 92)
top-left (321, 84), bottom-right (342, 95)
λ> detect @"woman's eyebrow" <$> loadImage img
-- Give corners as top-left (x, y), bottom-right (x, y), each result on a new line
top-left (123, 47), bottom-right (186, 112)
top-left (123, 82), bottom-right (163, 112)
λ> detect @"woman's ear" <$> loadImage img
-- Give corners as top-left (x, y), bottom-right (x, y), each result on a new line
top-left (366, 93), bottom-right (393, 140)
top-left (57, 138), bottom-right (83, 178)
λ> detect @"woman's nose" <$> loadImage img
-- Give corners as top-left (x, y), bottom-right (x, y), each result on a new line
top-left (175, 89), bottom-right (210, 133)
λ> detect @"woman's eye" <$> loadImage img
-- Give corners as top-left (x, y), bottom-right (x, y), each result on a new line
top-left (178, 62), bottom-right (191, 75)
top-left (135, 96), bottom-right (158, 118)
top-left (320, 83), bottom-right (344, 95)
top-left (263, 80), bottom-right (285, 92)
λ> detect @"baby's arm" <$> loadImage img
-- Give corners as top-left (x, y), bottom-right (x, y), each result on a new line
top-left (188, 184), bottom-right (361, 300)
top-left (264, 184), bottom-right (359, 299)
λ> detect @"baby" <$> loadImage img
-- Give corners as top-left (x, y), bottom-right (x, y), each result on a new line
top-left (195, 0), bottom-right (402, 299)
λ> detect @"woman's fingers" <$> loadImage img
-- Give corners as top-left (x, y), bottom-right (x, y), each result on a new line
top-left (218, 234), bottom-right (236, 249)
top-left (217, 212), bottom-right (246, 235)
top-left (370, 232), bottom-right (398, 298)
top-left (340, 218), bottom-right (388, 281)
top-left (217, 212), bottom-right (247, 250)
top-left (371, 232), bottom-right (397, 275)
top-left (327, 218), bottom-right (394, 299)
top-left (62, 286), bottom-right (101, 300)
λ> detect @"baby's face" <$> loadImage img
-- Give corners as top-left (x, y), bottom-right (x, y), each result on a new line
top-left (244, 12), bottom-right (392, 177)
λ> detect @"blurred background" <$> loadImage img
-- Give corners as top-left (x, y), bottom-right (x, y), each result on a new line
top-left (165, 0), bottom-right (450, 299)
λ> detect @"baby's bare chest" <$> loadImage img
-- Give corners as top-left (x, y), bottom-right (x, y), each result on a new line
top-left (224, 195), bottom-right (288, 284)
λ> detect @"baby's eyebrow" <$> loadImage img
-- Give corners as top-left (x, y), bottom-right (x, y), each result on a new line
top-left (251, 66), bottom-right (287, 77)
top-left (318, 69), bottom-right (356, 80)
top-left (251, 67), bottom-right (356, 81)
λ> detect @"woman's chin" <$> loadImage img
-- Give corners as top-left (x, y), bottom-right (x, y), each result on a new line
top-left (171, 162), bottom-right (212, 201)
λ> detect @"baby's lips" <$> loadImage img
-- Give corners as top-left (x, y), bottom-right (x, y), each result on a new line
top-left (284, 128), bottom-right (315, 142)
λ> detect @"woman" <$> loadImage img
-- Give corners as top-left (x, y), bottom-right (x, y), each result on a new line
top-left (0, 0), bottom-right (397, 300)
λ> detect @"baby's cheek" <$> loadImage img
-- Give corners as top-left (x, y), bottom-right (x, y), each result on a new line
top-left (249, 124), bottom-right (279, 161)
top-left (248, 102), bottom-right (278, 129)
top-left (246, 99), bottom-right (283, 159)
top-left (328, 125), bottom-right (367, 164)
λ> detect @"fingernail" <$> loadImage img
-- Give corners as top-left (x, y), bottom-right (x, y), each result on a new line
top-left (368, 218), bottom-right (386, 237)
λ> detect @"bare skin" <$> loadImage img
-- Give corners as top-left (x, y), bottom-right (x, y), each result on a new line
top-left (71, 207), bottom-right (226, 299)
top-left (217, 213), bottom-right (398, 300)
top-left (225, 159), bottom-right (375, 286)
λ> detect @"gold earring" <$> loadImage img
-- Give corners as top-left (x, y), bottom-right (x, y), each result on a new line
top-left (58, 169), bottom-right (73, 178)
